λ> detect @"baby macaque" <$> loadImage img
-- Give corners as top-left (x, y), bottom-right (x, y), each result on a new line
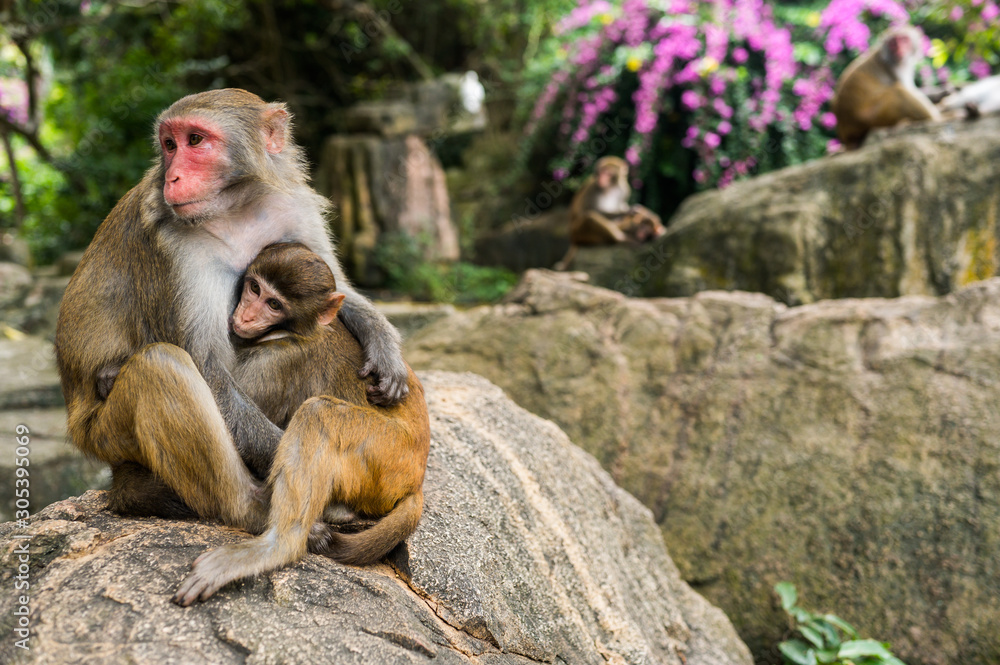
top-left (174, 242), bottom-right (430, 605)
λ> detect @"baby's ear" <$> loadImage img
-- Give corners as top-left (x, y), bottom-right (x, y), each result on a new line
top-left (317, 292), bottom-right (346, 326)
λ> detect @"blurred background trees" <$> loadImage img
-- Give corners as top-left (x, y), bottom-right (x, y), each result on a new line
top-left (0, 0), bottom-right (996, 292)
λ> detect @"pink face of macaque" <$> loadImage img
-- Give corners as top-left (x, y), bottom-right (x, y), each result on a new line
top-left (231, 274), bottom-right (346, 340)
top-left (597, 166), bottom-right (615, 189)
top-left (231, 276), bottom-right (288, 339)
top-left (888, 33), bottom-right (912, 64)
top-left (158, 117), bottom-right (231, 219)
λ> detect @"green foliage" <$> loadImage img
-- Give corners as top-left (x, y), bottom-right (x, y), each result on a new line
top-left (373, 231), bottom-right (518, 303)
top-left (775, 583), bottom-right (907, 665)
top-left (3, 0), bottom-right (572, 272)
top-left (0, 0), bottom-right (254, 261)
top-left (921, 0), bottom-right (1000, 81)
top-left (1, 142), bottom-right (67, 260)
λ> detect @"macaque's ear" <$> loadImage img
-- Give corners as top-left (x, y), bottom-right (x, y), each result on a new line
top-left (262, 105), bottom-right (289, 155)
top-left (317, 292), bottom-right (346, 326)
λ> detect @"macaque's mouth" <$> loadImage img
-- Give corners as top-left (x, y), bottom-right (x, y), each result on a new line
top-left (230, 319), bottom-right (255, 339)
top-left (169, 199), bottom-right (205, 210)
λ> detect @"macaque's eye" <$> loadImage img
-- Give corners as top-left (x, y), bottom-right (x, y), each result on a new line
top-left (249, 280), bottom-right (260, 296)
top-left (189, 134), bottom-right (203, 146)
top-left (163, 138), bottom-right (176, 152)
top-left (267, 299), bottom-right (282, 312)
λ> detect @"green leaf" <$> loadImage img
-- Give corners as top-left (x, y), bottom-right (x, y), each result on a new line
top-left (779, 640), bottom-right (819, 665)
top-left (808, 619), bottom-right (841, 647)
top-left (838, 640), bottom-right (893, 658)
top-left (798, 625), bottom-right (826, 649)
top-left (815, 648), bottom-right (840, 663)
top-left (775, 582), bottom-right (798, 611)
top-left (822, 614), bottom-right (858, 639)
top-left (791, 607), bottom-right (813, 623)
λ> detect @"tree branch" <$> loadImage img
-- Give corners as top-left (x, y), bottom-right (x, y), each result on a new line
top-left (0, 128), bottom-right (26, 230)
top-left (0, 114), bottom-right (52, 163)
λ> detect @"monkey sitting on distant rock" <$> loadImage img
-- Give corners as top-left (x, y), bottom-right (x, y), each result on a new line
top-left (554, 156), bottom-right (666, 270)
top-left (831, 26), bottom-right (942, 149)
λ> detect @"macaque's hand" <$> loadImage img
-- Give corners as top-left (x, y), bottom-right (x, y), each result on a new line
top-left (359, 351), bottom-right (409, 406)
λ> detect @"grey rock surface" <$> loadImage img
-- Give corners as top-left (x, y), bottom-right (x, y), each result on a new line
top-left (0, 371), bottom-right (751, 665)
top-left (379, 302), bottom-right (458, 340)
top-left (0, 263), bottom-right (32, 310)
top-left (316, 133), bottom-right (459, 285)
top-left (0, 337), bottom-right (108, 522)
top-left (406, 270), bottom-right (1000, 665)
top-left (0, 269), bottom-right (70, 341)
top-left (591, 115), bottom-right (1000, 303)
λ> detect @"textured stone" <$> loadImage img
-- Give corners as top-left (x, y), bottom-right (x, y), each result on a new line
top-left (0, 371), bottom-right (751, 665)
top-left (406, 270), bottom-right (1000, 665)
top-left (0, 262), bottom-right (32, 310)
top-left (590, 116), bottom-right (1000, 303)
top-left (317, 133), bottom-right (458, 285)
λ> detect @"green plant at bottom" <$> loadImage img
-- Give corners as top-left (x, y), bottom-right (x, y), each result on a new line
top-left (775, 583), bottom-right (906, 665)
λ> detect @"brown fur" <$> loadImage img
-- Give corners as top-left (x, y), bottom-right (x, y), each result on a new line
top-left (55, 89), bottom-right (407, 543)
top-left (831, 26), bottom-right (942, 149)
top-left (173, 243), bottom-right (430, 604)
top-left (555, 156), bottom-right (665, 270)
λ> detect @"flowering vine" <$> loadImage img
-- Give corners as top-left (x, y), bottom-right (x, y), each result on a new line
top-left (524, 0), bottom-right (995, 192)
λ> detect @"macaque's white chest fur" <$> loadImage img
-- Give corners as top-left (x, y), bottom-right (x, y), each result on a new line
top-left (595, 187), bottom-right (629, 215)
top-left (166, 191), bottom-right (336, 367)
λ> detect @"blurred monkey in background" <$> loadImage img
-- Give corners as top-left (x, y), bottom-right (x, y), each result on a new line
top-left (832, 26), bottom-right (942, 149)
top-left (555, 156), bottom-right (665, 270)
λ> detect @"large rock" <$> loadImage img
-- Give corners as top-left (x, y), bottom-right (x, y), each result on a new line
top-left (0, 262), bottom-right (32, 310)
top-left (317, 134), bottom-right (459, 285)
top-left (0, 274), bottom-right (70, 340)
top-left (405, 270), bottom-right (1000, 665)
top-left (0, 371), bottom-right (751, 665)
top-left (473, 207), bottom-right (570, 273)
top-left (598, 115), bottom-right (1000, 303)
top-left (332, 75), bottom-right (487, 138)
top-left (0, 337), bottom-right (108, 522)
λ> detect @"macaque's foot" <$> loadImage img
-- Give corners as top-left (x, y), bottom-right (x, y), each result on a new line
top-left (307, 522), bottom-right (335, 554)
top-left (173, 547), bottom-right (243, 606)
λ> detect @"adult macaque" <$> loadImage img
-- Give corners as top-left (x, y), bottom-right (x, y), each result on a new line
top-left (554, 156), bottom-right (665, 270)
top-left (174, 243), bottom-right (429, 605)
top-left (831, 26), bottom-right (942, 149)
top-left (55, 89), bottom-right (409, 532)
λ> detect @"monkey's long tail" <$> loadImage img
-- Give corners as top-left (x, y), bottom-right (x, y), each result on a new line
top-left (328, 491), bottom-right (424, 566)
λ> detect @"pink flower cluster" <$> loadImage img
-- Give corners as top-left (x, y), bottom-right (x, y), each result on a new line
top-left (819, 0), bottom-right (909, 55)
top-left (535, 0), bottom-right (816, 187)
top-left (0, 78), bottom-right (29, 126)
top-left (528, 0), bottom-right (978, 190)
